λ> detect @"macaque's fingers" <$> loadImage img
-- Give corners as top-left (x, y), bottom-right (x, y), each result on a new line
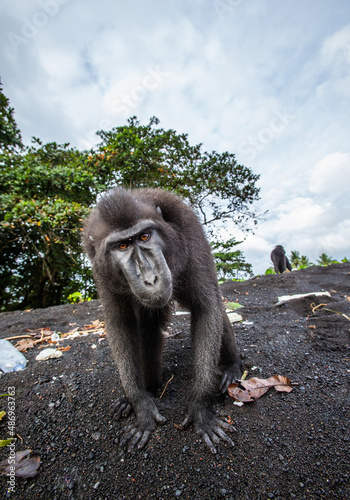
top-left (219, 373), bottom-right (231, 393)
top-left (118, 404), bottom-right (165, 452)
top-left (218, 419), bottom-right (237, 433)
top-left (127, 430), bottom-right (143, 453)
top-left (152, 409), bottom-right (167, 425)
top-left (120, 427), bottom-right (152, 453)
top-left (119, 426), bottom-right (137, 449)
top-left (122, 405), bottom-right (133, 418)
top-left (214, 426), bottom-right (235, 447)
top-left (219, 366), bottom-right (241, 393)
top-left (202, 433), bottom-right (217, 454)
top-left (110, 397), bottom-right (133, 420)
top-left (187, 408), bottom-right (237, 453)
top-left (137, 430), bottom-right (151, 450)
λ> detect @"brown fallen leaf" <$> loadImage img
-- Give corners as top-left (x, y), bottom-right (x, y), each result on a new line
top-left (228, 375), bottom-right (294, 402)
top-left (0, 449), bottom-right (41, 478)
top-left (227, 384), bottom-right (255, 402)
top-left (15, 338), bottom-right (36, 352)
top-left (58, 346), bottom-right (71, 352)
top-left (243, 375), bottom-right (294, 394)
top-left (91, 319), bottom-right (104, 328)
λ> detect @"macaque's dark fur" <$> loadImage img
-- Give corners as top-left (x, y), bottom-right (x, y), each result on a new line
top-left (271, 245), bottom-right (292, 274)
top-left (83, 187), bottom-right (242, 452)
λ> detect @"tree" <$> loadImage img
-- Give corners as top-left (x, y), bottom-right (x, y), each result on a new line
top-left (317, 253), bottom-right (338, 266)
top-left (290, 250), bottom-right (301, 269)
top-left (0, 83), bottom-right (23, 151)
top-left (289, 251), bottom-right (314, 270)
top-left (211, 238), bottom-right (253, 281)
top-left (299, 255), bottom-right (313, 268)
top-left (0, 111), bottom-right (260, 310)
top-left (94, 117), bottom-right (261, 231)
top-left (0, 140), bottom-right (97, 310)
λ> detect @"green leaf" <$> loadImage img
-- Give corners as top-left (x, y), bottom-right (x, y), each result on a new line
top-left (0, 437), bottom-right (15, 447)
top-left (226, 302), bottom-right (244, 310)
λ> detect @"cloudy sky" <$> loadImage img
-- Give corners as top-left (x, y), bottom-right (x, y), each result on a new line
top-left (1, 0), bottom-right (350, 274)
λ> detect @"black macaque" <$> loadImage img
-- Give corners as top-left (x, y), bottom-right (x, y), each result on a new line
top-left (271, 245), bottom-right (292, 274)
top-left (83, 187), bottom-right (242, 453)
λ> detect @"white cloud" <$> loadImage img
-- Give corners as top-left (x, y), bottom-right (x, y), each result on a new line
top-left (309, 152), bottom-right (350, 196)
top-left (0, 0), bottom-right (350, 274)
top-left (321, 24), bottom-right (350, 66)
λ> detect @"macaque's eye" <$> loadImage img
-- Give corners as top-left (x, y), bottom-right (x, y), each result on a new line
top-left (118, 241), bottom-right (129, 250)
top-left (139, 233), bottom-right (150, 242)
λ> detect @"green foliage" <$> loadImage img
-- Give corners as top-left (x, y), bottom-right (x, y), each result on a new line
top-left (211, 238), bottom-right (253, 281)
top-left (0, 84), bottom-right (23, 152)
top-left (94, 116), bottom-right (260, 229)
top-left (297, 255), bottom-right (314, 269)
top-left (226, 302), bottom-right (244, 310)
top-left (0, 141), bottom-right (97, 310)
top-left (316, 253), bottom-right (339, 266)
top-left (290, 250), bottom-right (301, 269)
top-left (0, 94), bottom-right (259, 310)
top-left (67, 291), bottom-right (91, 304)
top-left (290, 251), bottom-right (314, 269)
top-left (0, 438), bottom-right (15, 447)
top-left (290, 250), bottom-right (349, 270)
top-left (265, 267), bottom-right (275, 274)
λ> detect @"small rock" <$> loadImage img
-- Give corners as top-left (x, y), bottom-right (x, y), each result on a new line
top-left (67, 479), bottom-right (75, 490)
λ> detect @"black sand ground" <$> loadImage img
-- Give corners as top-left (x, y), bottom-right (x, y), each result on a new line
top-left (0, 263), bottom-right (349, 499)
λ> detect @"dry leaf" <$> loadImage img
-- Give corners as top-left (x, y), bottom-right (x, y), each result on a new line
top-left (91, 319), bottom-right (103, 327)
top-left (0, 450), bottom-right (41, 478)
top-left (240, 378), bottom-right (271, 398)
top-left (228, 383), bottom-right (254, 402)
top-left (242, 375), bottom-right (293, 394)
top-left (228, 375), bottom-right (293, 402)
top-left (15, 338), bottom-right (36, 352)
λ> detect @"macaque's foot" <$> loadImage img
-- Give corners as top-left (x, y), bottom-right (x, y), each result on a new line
top-left (181, 407), bottom-right (235, 454)
top-left (116, 398), bottom-right (166, 453)
top-left (219, 363), bottom-right (242, 393)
